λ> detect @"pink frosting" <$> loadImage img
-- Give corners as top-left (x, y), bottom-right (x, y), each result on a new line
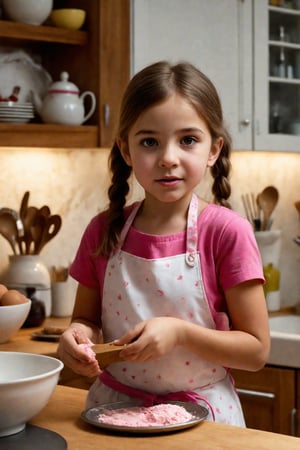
top-left (98, 403), bottom-right (194, 427)
top-left (78, 343), bottom-right (96, 359)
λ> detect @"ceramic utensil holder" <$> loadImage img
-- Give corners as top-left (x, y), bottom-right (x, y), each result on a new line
top-left (51, 277), bottom-right (76, 317)
top-left (1, 255), bottom-right (51, 316)
top-left (255, 230), bottom-right (282, 312)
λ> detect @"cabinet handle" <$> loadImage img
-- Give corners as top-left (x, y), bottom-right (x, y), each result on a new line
top-left (290, 408), bottom-right (297, 436)
top-left (241, 119), bottom-right (250, 126)
top-left (237, 388), bottom-right (275, 399)
top-left (104, 104), bottom-right (110, 127)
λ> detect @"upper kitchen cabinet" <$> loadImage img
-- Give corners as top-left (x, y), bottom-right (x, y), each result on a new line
top-left (254, 0), bottom-right (300, 152)
top-left (0, 0), bottom-right (130, 148)
top-left (132, 0), bottom-right (300, 152)
top-left (131, 0), bottom-right (253, 150)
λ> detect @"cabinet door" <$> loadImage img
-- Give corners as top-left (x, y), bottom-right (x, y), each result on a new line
top-left (131, 0), bottom-right (253, 150)
top-left (254, 0), bottom-right (300, 152)
top-left (231, 366), bottom-right (296, 435)
top-left (99, 0), bottom-right (130, 147)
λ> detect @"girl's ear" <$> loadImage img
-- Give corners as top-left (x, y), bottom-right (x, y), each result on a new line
top-left (117, 138), bottom-right (132, 166)
top-left (207, 137), bottom-right (223, 167)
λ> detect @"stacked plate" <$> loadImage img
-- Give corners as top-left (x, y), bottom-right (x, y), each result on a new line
top-left (0, 101), bottom-right (35, 123)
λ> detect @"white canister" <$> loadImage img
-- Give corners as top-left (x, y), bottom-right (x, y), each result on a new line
top-left (255, 230), bottom-right (282, 312)
top-left (254, 230), bottom-right (282, 267)
top-left (1, 255), bottom-right (52, 317)
top-left (51, 277), bottom-right (77, 317)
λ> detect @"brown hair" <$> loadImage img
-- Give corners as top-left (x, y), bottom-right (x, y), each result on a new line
top-left (99, 61), bottom-right (232, 256)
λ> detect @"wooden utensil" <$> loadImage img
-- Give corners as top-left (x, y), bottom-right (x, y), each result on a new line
top-left (34, 214), bottom-right (62, 254)
top-left (295, 200), bottom-right (300, 216)
top-left (19, 191), bottom-right (30, 223)
top-left (258, 186), bottom-right (279, 231)
top-left (92, 343), bottom-right (125, 368)
top-left (21, 205), bottom-right (38, 254)
top-left (0, 210), bottom-right (19, 254)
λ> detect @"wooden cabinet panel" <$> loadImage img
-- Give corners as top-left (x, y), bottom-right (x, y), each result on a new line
top-left (231, 366), bottom-right (296, 435)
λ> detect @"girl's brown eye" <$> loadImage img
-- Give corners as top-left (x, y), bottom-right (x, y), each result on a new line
top-left (142, 138), bottom-right (158, 148)
top-left (182, 136), bottom-right (196, 146)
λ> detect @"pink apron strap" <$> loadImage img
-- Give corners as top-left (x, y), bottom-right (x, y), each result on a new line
top-left (185, 193), bottom-right (198, 267)
top-left (99, 370), bottom-right (215, 420)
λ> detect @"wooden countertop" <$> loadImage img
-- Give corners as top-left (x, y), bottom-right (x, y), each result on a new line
top-left (0, 317), bottom-right (70, 356)
top-left (30, 385), bottom-right (300, 450)
top-left (0, 317), bottom-right (95, 389)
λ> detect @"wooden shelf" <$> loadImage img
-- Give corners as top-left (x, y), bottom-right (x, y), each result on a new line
top-left (0, 123), bottom-right (98, 148)
top-left (0, 1), bottom-right (130, 149)
top-left (0, 20), bottom-right (88, 45)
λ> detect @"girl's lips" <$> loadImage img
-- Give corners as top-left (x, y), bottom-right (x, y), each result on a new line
top-left (155, 177), bottom-right (182, 186)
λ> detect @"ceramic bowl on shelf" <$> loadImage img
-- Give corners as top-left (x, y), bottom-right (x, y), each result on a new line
top-left (2, 0), bottom-right (53, 26)
top-left (0, 300), bottom-right (31, 343)
top-left (0, 352), bottom-right (63, 437)
top-left (50, 8), bottom-right (86, 31)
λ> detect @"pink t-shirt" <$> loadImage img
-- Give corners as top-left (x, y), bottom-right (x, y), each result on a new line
top-left (70, 202), bottom-right (264, 329)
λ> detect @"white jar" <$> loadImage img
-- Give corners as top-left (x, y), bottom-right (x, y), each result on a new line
top-left (255, 230), bottom-right (282, 312)
top-left (1, 255), bottom-right (52, 317)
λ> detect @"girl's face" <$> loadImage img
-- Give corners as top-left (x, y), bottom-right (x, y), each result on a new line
top-left (119, 93), bottom-right (223, 205)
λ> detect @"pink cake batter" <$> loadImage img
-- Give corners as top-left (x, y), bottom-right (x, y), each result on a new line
top-left (78, 343), bottom-right (96, 359)
top-left (97, 403), bottom-right (194, 427)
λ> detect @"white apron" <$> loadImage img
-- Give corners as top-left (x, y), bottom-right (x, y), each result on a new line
top-left (87, 194), bottom-right (245, 426)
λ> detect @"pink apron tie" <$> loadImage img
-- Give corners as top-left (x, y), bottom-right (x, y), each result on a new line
top-left (99, 370), bottom-right (215, 420)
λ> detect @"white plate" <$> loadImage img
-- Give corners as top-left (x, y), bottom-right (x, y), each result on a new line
top-left (0, 103), bottom-right (34, 109)
top-left (0, 113), bottom-right (34, 117)
top-left (0, 117), bottom-right (32, 123)
top-left (81, 401), bottom-right (208, 434)
top-left (0, 106), bottom-right (33, 112)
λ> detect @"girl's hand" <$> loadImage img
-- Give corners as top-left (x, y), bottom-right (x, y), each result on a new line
top-left (57, 326), bottom-right (101, 377)
top-left (115, 317), bottom-right (183, 362)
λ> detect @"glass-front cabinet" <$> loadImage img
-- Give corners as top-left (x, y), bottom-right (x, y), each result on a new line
top-left (254, 0), bottom-right (300, 151)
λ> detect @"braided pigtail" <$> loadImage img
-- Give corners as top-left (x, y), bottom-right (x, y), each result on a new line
top-left (210, 131), bottom-right (232, 209)
top-left (98, 142), bottom-right (132, 256)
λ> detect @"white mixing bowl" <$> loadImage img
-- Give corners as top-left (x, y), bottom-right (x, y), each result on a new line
top-left (2, 0), bottom-right (53, 25)
top-left (0, 300), bottom-right (31, 343)
top-left (0, 352), bottom-right (63, 437)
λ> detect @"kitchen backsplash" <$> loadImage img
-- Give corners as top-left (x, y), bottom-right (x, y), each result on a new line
top-left (0, 149), bottom-right (299, 308)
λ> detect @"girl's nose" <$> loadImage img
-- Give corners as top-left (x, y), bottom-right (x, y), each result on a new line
top-left (158, 145), bottom-right (179, 167)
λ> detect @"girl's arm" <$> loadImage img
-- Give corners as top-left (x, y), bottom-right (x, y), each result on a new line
top-left (178, 279), bottom-right (270, 371)
top-left (57, 283), bottom-right (102, 377)
top-left (115, 279), bottom-right (270, 372)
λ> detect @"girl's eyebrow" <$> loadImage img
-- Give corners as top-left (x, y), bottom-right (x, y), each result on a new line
top-left (134, 127), bottom-right (205, 136)
top-left (134, 129), bottom-right (156, 136)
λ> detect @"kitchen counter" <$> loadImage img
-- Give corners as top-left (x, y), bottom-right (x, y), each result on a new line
top-left (0, 317), bottom-right (70, 355)
top-left (0, 317), bottom-right (95, 389)
top-left (30, 385), bottom-right (300, 450)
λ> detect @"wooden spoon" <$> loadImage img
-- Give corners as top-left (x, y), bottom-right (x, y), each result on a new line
top-left (0, 211), bottom-right (19, 254)
top-left (34, 214), bottom-right (62, 254)
top-left (258, 186), bottom-right (279, 231)
top-left (92, 343), bottom-right (125, 368)
top-left (19, 191), bottom-right (30, 223)
top-left (21, 206), bottom-right (38, 254)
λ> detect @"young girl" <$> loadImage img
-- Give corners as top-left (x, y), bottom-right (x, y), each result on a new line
top-left (58, 61), bottom-right (270, 426)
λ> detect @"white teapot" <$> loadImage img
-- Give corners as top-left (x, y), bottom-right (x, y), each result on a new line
top-left (33, 71), bottom-right (96, 125)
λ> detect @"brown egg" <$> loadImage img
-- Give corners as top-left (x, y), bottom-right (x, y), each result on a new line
top-left (0, 290), bottom-right (29, 306)
top-left (0, 284), bottom-right (8, 299)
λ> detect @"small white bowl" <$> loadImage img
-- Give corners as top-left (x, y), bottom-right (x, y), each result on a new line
top-left (0, 300), bottom-right (31, 344)
top-left (0, 352), bottom-right (63, 437)
top-left (2, 0), bottom-right (53, 26)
